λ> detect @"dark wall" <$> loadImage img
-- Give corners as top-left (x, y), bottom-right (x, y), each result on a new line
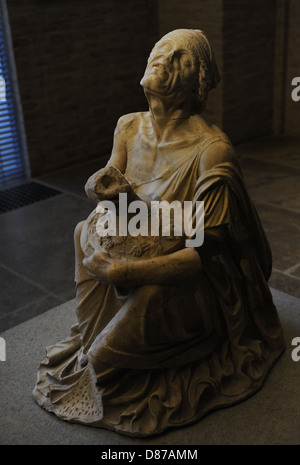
top-left (285, 0), bottom-right (300, 135)
top-left (7, 0), bottom-right (158, 176)
top-left (158, 0), bottom-right (278, 144)
top-left (222, 0), bottom-right (277, 143)
top-left (6, 0), bottom-right (299, 176)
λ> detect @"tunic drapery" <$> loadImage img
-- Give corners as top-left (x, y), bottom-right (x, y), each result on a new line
top-left (33, 130), bottom-right (285, 437)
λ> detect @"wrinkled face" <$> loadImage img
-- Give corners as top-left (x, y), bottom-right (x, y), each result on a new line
top-left (140, 37), bottom-right (198, 98)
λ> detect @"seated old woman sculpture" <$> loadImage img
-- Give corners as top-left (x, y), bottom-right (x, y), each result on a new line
top-left (33, 29), bottom-right (285, 437)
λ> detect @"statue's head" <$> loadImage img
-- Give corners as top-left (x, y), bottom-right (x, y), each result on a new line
top-left (140, 29), bottom-right (220, 113)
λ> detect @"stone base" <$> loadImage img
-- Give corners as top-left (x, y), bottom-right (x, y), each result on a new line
top-left (0, 288), bottom-right (299, 445)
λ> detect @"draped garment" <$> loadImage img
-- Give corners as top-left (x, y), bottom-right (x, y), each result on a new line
top-left (33, 133), bottom-right (285, 437)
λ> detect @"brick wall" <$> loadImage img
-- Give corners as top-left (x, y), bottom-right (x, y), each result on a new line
top-left (222, 0), bottom-right (277, 144)
top-left (223, 0), bottom-right (300, 140)
top-left (285, 0), bottom-right (300, 135)
top-left (6, 0), bottom-right (299, 177)
top-left (6, 0), bottom-right (158, 176)
top-left (273, 0), bottom-right (288, 134)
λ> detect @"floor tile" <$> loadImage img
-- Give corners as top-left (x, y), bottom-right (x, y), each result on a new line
top-left (37, 156), bottom-right (109, 198)
top-left (239, 157), bottom-right (300, 213)
top-left (288, 263), bottom-right (300, 278)
top-left (0, 193), bottom-right (94, 300)
top-left (269, 270), bottom-right (300, 299)
top-left (236, 135), bottom-right (300, 172)
top-left (0, 264), bottom-right (46, 315)
top-left (0, 294), bottom-right (63, 333)
top-left (253, 201), bottom-right (300, 272)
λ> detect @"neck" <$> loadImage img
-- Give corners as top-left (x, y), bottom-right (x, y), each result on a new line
top-left (145, 91), bottom-right (192, 142)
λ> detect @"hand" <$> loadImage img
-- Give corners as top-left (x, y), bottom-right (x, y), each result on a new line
top-left (84, 170), bottom-right (104, 203)
top-left (83, 252), bottom-right (114, 283)
top-left (84, 165), bottom-right (137, 204)
top-left (82, 252), bottom-right (127, 285)
top-left (82, 248), bottom-right (201, 286)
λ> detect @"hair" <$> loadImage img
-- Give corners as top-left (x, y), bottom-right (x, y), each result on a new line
top-left (196, 58), bottom-right (211, 113)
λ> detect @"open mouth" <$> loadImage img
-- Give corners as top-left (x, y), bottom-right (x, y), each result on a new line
top-left (142, 82), bottom-right (167, 93)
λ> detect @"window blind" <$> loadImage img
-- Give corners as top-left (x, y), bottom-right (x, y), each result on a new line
top-left (0, 9), bottom-right (25, 185)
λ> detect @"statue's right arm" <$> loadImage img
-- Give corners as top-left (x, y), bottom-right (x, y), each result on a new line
top-left (105, 115), bottom-right (130, 173)
top-left (83, 247), bottom-right (202, 287)
top-left (84, 115), bottom-right (130, 202)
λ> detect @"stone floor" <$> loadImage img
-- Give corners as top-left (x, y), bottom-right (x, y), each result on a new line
top-left (1, 288), bottom-right (299, 445)
top-left (0, 134), bottom-right (299, 332)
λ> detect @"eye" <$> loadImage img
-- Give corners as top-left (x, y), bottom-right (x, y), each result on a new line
top-left (171, 51), bottom-right (192, 69)
top-left (180, 54), bottom-right (192, 68)
top-left (183, 59), bottom-right (191, 67)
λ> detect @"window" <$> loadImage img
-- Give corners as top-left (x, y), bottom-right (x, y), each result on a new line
top-left (0, 4), bottom-right (26, 185)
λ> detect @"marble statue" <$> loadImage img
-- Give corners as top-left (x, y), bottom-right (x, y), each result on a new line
top-left (80, 164), bottom-right (185, 264)
top-left (33, 29), bottom-right (285, 437)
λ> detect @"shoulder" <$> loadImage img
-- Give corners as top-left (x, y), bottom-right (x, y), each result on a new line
top-left (200, 139), bottom-right (236, 172)
top-left (115, 112), bottom-right (147, 134)
top-left (195, 119), bottom-right (236, 172)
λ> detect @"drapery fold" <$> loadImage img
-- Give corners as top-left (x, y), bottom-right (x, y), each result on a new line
top-left (33, 159), bottom-right (285, 437)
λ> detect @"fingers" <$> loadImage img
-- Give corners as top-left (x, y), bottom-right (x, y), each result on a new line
top-left (82, 253), bottom-right (112, 282)
top-left (94, 251), bottom-right (112, 264)
top-left (82, 256), bottom-right (100, 280)
top-left (82, 256), bottom-right (92, 271)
